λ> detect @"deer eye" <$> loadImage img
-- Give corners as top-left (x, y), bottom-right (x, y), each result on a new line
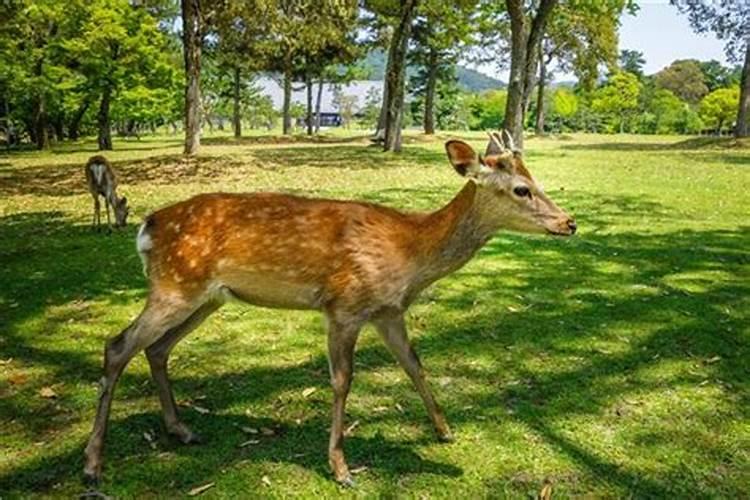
top-left (513, 186), bottom-right (531, 198)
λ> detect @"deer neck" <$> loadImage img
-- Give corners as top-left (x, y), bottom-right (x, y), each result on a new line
top-left (413, 182), bottom-right (500, 286)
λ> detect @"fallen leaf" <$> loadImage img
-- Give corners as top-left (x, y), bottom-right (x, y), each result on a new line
top-left (241, 426), bottom-right (259, 434)
top-left (187, 482), bottom-right (215, 496)
top-left (239, 439), bottom-right (260, 448)
top-left (9, 372), bottom-right (27, 385)
top-left (344, 420), bottom-right (360, 436)
top-left (39, 386), bottom-right (57, 398)
top-left (706, 355), bottom-right (721, 364)
top-left (261, 475), bottom-right (271, 487)
top-left (192, 405), bottom-right (210, 414)
top-left (395, 403), bottom-right (404, 413)
top-left (260, 427), bottom-right (275, 436)
top-left (143, 431), bottom-right (157, 449)
top-left (302, 387), bottom-right (317, 398)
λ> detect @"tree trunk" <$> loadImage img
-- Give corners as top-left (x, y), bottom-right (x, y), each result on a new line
top-left (423, 50), bottom-right (438, 135)
top-left (233, 65), bottom-right (242, 138)
top-left (182, 0), bottom-right (201, 156)
top-left (306, 74), bottom-right (313, 136)
top-left (53, 116), bottom-right (64, 142)
top-left (374, 78), bottom-right (388, 141)
top-left (33, 95), bottom-right (49, 150)
top-left (535, 43), bottom-right (547, 135)
top-left (503, 0), bottom-right (557, 149)
top-left (282, 64), bottom-right (292, 135)
top-left (735, 40), bottom-right (750, 138)
top-left (315, 79), bottom-right (323, 132)
top-left (68, 97), bottom-right (91, 140)
top-left (97, 86), bottom-right (113, 150)
top-left (383, 0), bottom-right (419, 153)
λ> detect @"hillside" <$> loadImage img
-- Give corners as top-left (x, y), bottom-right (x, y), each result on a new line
top-left (363, 50), bottom-right (504, 92)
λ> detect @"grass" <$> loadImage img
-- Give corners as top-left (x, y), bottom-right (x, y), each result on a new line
top-left (1, 130), bottom-right (749, 498)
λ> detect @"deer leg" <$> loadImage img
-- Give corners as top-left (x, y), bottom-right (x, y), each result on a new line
top-left (83, 297), bottom-right (200, 484)
top-left (104, 199), bottom-right (112, 232)
top-left (373, 312), bottom-right (453, 442)
top-left (93, 196), bottom-right (101, 231)
top-left (325, 313), bottom-right (362, 486)
top-left (145, 301), bottom-right (220, 444)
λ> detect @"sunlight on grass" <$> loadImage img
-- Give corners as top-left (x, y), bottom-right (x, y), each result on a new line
top-left (1, 131), bottom-right (748, 497)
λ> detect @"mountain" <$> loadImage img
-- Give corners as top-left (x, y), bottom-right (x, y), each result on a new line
top-left (362, 50), bottom-right (504, 93)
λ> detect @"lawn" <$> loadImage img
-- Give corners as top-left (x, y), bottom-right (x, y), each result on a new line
top-left (1, 131), bottom-right (748, 498)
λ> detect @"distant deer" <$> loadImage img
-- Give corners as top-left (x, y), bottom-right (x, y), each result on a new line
top-left (85, 155), bottom-right (129, 231)
top-left (83, 131), bottom-right (576, 487)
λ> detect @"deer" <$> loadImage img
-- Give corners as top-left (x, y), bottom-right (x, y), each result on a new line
top-left (85, 155), bottom-right (129, 231)
top-left (83, 131), bottom-right (576, 487)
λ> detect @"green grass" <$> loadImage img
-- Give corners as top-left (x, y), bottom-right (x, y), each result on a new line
top-left (1, 131), bottom-right (749, 498)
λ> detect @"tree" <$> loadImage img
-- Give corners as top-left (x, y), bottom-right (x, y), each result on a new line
top-left (549, 87), bottom-right (578, 131)
top-left (671, 1), bottom-right (750, 137)
top-left (264, 1), bottom-right (358, 136)
top-left (533, 2), bottom-right (627, 134)
top-left (654, 59), bottom-right (709, 104)
top-left (620, 49), bottom-right (646, 77)
top-left (699, 60), bottom-right (740, 91)
top-left (592, 71), bottom-right (641, 133)
top-left (499, 0), bottom-right (558, 148)
top-left (699, 87), bottom-right (739, 133)
top-left (381, 0), bottom-right (420, 152)
top-left (409, 0), bottom-right (476, 135)
top-left (182, 0), bottom-right (201, 155)
top-left (70, 1), bottom-right (177, 150)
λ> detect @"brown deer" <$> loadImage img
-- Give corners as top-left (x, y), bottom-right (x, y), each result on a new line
top-left (85, 155), bottom-right (129, 231)
top-left (83, 131), bottom-right (576, 487)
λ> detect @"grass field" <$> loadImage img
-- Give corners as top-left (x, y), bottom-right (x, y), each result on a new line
top-left (1, 131), bottom-right (749, 498)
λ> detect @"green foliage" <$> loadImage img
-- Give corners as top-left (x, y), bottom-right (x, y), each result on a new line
top-left (654, 60), bottom-right (709, 104)
top-left (466, 90), bottom-right (507, 130)
top-left (699, 87), bottom-right (740, 131)
top-left (592, 72), bottom-right (641, 133)
top-left (619, 49), bottom-right (646, 77)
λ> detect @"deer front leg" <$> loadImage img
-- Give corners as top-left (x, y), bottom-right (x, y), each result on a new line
top-left (373, 312), bottom-right (453, 442)
top-left (104, 199), bottom-right (112, 232)
top-left (92, 196), bottom-right (101, 231)
top-left (325, 313), bottom-right (362, 486)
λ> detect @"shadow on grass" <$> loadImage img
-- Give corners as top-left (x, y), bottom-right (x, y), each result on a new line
top-left (0, 143), bottom-right (446, 198)
top-left (0, 154), bottom-right (249, 197)
top-left (1, 189), bottom-right (748, 496)
top-left (560, 135), bottom-right (750, 152)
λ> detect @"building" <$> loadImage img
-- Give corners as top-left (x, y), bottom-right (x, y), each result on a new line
top-left (255, 76), bottom-right (382, 126)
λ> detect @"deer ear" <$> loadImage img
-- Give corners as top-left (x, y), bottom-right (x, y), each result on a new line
top-left (445, 140), bottom-right (478, 177)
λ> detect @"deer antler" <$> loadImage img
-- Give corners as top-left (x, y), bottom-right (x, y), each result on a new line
top-left (485, 131), bottom-right (505, 156)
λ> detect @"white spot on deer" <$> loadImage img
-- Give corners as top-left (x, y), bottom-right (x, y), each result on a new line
top-left (136, 222), bottom-right (153, 276)
top-left (189, 259), bottom-right (198, 269)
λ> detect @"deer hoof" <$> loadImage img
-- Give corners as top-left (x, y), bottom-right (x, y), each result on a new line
top-left (337, 474), bottom-right (356, 488)
top-left (437, 430), bottom-right (455, 443)
top-left (169, 424), bottom-right (203, 444)
top-left (81, 468), bottom-right (100, 487)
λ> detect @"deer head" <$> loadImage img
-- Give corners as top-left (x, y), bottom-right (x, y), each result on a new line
top-left (114, 196), bottom-right (129, 227)
top-left (445, 131), bottom-right (576, 236)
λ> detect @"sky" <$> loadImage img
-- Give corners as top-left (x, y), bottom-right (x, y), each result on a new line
top-left (469, 1), bottom-right (731, 83)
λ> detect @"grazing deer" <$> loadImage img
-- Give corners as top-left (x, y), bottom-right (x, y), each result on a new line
top-left (85, 155), bottom-right (129, 231)
top-left (83, 131), bottom-right (576, 487)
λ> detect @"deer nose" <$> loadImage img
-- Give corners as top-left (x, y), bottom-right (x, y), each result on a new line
top-left (567, 219), bottom-right (577, 234)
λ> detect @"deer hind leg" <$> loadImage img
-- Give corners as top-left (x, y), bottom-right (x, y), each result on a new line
top-left (83, 296), bottom-right (204, 484)
top-left (325, 312), bottom-right (363, 486)
top-left (372, 312), bottom-right (453, 442)
top-left (145, 300), bottom-right (221, 444)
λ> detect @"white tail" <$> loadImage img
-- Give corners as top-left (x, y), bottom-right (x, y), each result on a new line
top-left (84, 133), bottom-right (575, 486)
top-left (85, 155), bottom-right (129, 231)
